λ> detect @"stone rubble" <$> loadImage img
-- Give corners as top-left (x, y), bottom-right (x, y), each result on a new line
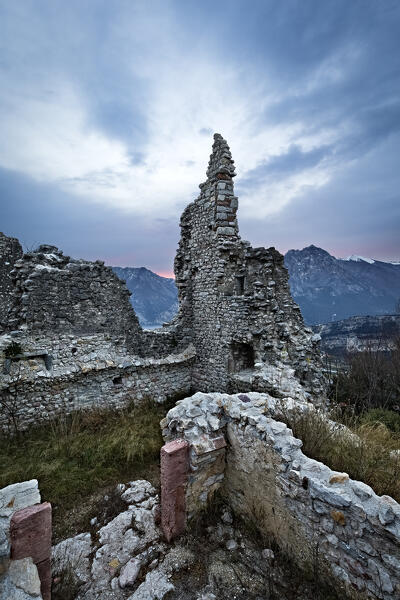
top-left (51, 476), bottom-right (346, 600)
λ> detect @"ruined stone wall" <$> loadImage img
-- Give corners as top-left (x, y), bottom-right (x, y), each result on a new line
top-left (162, 392), bottom-right (400, 600)
top-left (1, 133), bottom-right (327, 432)
top-left (7, 245), bottom-right (142, 348)
top-left (0, 242), bottom-right (193, 431)
top-left (0, 233), bottom-right (23, 333)
top-left (6, 244), bottom-right (186, 357)
top-left (0, 331), bottom-right (194, 432)
top-left (174, 134), bottom-right (325, 399)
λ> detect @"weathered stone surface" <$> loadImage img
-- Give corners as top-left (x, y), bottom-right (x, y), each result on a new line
top-left (127, 570), bottom-right (174, 600)
top-left (35, 559), bottom-right (51, 600)
top-left (8, 557), bottom-right (41, 596)
top-left (161, 440), bottom-right (189, 542)
top-left (118, 557), bottom-right (142, 588)
top-left (163, 392), bottom-right (400, 600)
top-left (88, 481), bottom-right (161, 594)
top-left (0, 479), bottom-right (41, 576)
top-left (52, 531), bottom-right (92, 585)
top-left (9, 502), bottom-right (52, 600)
top-left (0, 480), bottom-right (40, 520)
top-left (10, 503), bottom-right (52, 564)
top-left (0, 232), bottom-right (23, 333)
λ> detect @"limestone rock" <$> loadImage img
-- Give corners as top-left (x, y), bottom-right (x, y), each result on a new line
top-left (126, 570), bottom-right (174, 600)
top-left (9, 557), bottom-right (41, 596)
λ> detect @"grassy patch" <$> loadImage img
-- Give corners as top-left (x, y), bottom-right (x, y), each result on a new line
top-left (280, 406), bottom-right (400, 502)
top-left (360, 407), bottom-right (400, 433)
top-left (0, 398), bottom-right (176, 538)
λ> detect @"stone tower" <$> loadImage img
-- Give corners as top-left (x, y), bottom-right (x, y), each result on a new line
top-left (174, 134), bottom-right (325, 399)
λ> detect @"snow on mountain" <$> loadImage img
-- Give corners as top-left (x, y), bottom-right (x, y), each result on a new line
top-left (284, 245), bottom-right (400, 325)
top-left (340, 255), bottom-right (375, 264)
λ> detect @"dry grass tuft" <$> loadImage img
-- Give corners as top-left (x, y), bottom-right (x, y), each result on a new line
top-left (280, 406), bottom-right (400, 502)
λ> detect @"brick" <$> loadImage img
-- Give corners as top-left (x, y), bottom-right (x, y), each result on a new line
top-left (10, 502), bottom-right (52, 564)
top-left (10, 502), bottom-right (52, 599)
top-left (37, 557), bottom-right (51, 600)
top-left (161, 440), bottom-right (189, 542)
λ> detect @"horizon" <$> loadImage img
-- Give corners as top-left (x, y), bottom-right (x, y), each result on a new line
top-left (1, 1), bottom-right (399, 273)
top-left (2, 228), bottom-right (400, 281)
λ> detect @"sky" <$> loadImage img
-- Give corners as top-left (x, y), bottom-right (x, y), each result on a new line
top-left (0, 0), bottom-right (399, 277)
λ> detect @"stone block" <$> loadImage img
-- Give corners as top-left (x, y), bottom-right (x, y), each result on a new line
top-left (10, 502), bottom-right (51, 564)
top-left (10, 502), bottom-right (52, 600)
top-left (8, 556), bottom-right (41, 597)
top-left (37, 558), bottom-right (51, 600)
top-left (161, 439), bottom-right (189, 542)
top-left (0, 481), bottom-right (40, 519)
top-left (216, 227), bottom-right (235, 236)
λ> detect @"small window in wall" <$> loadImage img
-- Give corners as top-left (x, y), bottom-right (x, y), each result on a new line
top-left (229, 342), bottom-right (255, 372)
top-left (235, 276), bottom-right (245, 295)
top-left (113, 376), bottom-right (122, 385)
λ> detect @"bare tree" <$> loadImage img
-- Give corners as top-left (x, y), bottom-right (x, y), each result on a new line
top-left (0, 361), bottom-right (22, 436)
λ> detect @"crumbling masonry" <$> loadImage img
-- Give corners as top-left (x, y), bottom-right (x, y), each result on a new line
top-left (0, 134), bottom-right (324, 431)
top-left (2, 136), bottom-right (399, 600)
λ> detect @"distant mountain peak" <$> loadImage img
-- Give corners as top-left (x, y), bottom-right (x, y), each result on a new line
top-left (284, 246), bottom-right (400, 325)
top-left (287, 245), bottom-right (332, 257)
top-left (112, 266), bottom-right (178, 328)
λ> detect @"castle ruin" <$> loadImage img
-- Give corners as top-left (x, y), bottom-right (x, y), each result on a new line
top-left (0, 134), bottom-right (324, 432)
top-left (1, 136), bottom-right (400, 600)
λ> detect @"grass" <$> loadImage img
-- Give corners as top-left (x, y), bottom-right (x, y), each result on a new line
top-left (280, 405), bottom-right (400, 502)
top-left (0, 398), bottom-right (177, 538)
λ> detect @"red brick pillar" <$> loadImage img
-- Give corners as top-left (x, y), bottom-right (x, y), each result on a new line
top-left (161, 439), bottom-right (189, 542)
top-left (10, 502), bottom-right (52, 600)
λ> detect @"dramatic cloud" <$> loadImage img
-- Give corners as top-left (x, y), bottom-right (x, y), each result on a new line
top-left (0, 0), bottom-right (399, 273)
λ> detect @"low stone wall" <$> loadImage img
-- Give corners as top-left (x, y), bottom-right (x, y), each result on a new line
top-left (0, 334), bottom-right (195, 432)
top-left (161, 392), bottom-right (400, 600)
top-left (0, 480), bottom-right (51, 600)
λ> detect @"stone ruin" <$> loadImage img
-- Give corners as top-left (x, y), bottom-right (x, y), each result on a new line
top-left (0, 133), bottom-right (325, 432)
top-left (1, 135), bottom-right (400, 600)
top-left (160, 392), bottom-right (400, 600)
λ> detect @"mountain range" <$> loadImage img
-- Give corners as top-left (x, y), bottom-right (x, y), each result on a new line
top-left (113, 246), bottom-right (400, 328)
top-left (112, 266), bottom-right (178, 329)
top-left (284, 245), bottom-right (400, 325)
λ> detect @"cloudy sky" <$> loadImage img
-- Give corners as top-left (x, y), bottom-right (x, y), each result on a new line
top-left (1, 0), bottom-right (399, 276)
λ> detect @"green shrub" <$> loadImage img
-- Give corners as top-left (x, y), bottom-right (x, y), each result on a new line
top-left (360, 408), bottom-right (400, 433)
top-left (4, 341), bottom-right (23, 358)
